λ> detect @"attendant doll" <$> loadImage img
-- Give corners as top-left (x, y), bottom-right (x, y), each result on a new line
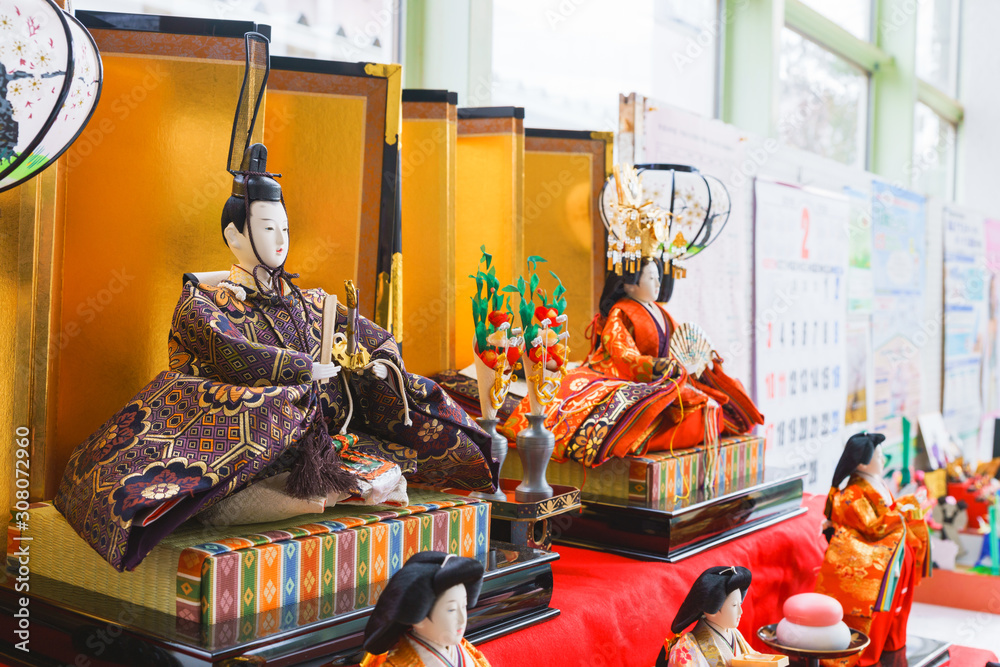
top-left (816, 433), bottom-right (931, 667)
top-left (361, 552), bottom-right (492, 667)
top-left (656, 566), bottom-right (755, 667)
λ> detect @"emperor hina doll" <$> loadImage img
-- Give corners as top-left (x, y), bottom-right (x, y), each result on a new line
top-left (54, 34), bottom-right (496, 572)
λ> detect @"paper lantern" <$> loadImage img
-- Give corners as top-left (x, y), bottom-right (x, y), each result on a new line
top-left (599, 162), bottom-right (731, 300)
top-left (0, 0), bottom-right (102, 192)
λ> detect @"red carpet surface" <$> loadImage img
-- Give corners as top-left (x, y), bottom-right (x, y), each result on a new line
top-left (944, 646), bottom-right (999, 667)
top-left (479, 493), bottom-right (830, 666)
top-left (478, 494), bottom-right (997, 667)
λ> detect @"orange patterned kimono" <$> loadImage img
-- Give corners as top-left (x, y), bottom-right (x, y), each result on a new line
top-left (361, 637), bottom-right (492, 666)
top-left (816, 476), bottom-right (931, 667)
top-left (501, 299), bottom-right (762, 467)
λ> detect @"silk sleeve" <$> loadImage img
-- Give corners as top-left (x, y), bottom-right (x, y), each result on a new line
top-left (829, 484), bottom-right (904, 542)
top-left (600, 308), bottom-right (679, 383)
top-left (668, 633), bottom-right (711, 667)
top-left (170, 286), bottom-right (314, 386)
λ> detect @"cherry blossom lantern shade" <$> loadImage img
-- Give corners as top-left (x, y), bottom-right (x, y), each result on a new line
top-left (0, 0), bottom-right (102, 192)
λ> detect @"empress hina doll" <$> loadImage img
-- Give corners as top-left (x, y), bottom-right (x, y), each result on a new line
top-left (816, 433), bottom-right (931, 667)
top-left (361, 552), bottom-right (492, 667)
top-left (501, 256), bottom-right (763, 468)
top-left (54, 142), bottom-right (496, 572)
top-left (656, 566), bottom-right (755, 667)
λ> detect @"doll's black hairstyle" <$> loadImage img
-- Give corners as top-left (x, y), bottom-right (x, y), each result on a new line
top-left (220, 143), bottom-right (285, 242)
top-left (831, 432), bottom-right (885, 489)
top-left (669, 565), bottom-right (752, 635)
top-left (598, 256), bottom-right (673, 316)
top-left (362, 552), bottom-right (484, 655)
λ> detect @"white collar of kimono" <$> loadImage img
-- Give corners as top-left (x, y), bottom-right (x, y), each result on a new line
top-left (856, 470), bottom-right (894, 506)
top-left (223, 264), bottom-right (290, 298)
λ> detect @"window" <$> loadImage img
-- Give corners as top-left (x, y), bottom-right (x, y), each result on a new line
top-left (73, 0), bottom-right (401, 64)
top-left (778, 28), bottom-right (869, 168)
top-left (912, 102), bottom-right (956, 200)
top-left (491, 0), bottom-right (719, 131)
top-left (798, 0), bottom-right (872, 40)
top-left (916, 0), bottom-right (960, 96)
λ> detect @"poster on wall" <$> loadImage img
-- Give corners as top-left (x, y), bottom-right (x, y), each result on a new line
top-left (754, 179), bottom-right (849, 492)
top-left (638, 102), bottom-right (755, 387)
top-left (982, 219), bottom-right (1000, 420)
top-left (942, 205), bottom-right (987, 454)
top-left (870, 181), bottom-right (926, 447)
top-left (845, 185), bottom-right (874, 314)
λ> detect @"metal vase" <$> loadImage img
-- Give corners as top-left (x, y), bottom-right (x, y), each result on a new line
top-left (473, 418), bottom-right (508, 502)
top-left (515, 414), bottom-right (554, 502)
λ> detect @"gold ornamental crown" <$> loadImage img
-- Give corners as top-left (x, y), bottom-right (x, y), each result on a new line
top-left (604, 165), bottom-right (682, 275)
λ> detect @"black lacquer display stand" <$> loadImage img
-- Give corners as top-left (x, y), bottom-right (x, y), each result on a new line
top-left (556, 472), bottom-right (808, 562)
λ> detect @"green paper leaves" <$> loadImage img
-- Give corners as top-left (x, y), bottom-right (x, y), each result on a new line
top-left (471, 247), bottom-right (515, 354)
top-left (470, 249), bottom-right (566, 355)
top-left (508, 255), bottom-right (566, 348)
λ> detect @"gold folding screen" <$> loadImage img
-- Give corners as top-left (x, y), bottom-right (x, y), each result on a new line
top-left (400, 90), bottom-right (458, 376)
top-left (523, 130), bottom-right (612, 361)
top-left (454, 107), bottom-right (525, 370)
top-left (0, 12), bottom-right (400, 501)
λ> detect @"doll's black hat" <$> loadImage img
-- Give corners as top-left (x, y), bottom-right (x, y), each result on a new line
top-left (362, 552), bottom-right (485, 655)
top-left (831, 432), bottom-right (885, 488)
top-left (231, 142), bottom-right (281, 201)
top-left (226, 33), bottom-right (280, 202)
top-left (670, 565), bottom-right (752, 634)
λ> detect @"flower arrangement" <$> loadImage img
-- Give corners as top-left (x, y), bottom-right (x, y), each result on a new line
top-left (470, 246), bottom-right (521, 420)
top-left (503, 256), bottom-right (569, 415)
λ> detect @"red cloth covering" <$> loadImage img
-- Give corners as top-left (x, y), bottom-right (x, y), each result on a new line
top-left (944, 646), bottom-right (999, 667)
top-left (477, 493), bottom-right (991, 667)
top-left (479, 494), bottom-right (829, 666)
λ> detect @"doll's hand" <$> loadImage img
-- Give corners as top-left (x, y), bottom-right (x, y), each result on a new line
top-left (312, 362), bottom-right (341, 381)
top-left (370, 362), bottom-right (388, 380)
top-left (821, 519), bottom-right (832, 533)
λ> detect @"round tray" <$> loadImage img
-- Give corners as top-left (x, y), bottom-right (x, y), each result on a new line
top-left (757, 624), bottom-right (870, 660)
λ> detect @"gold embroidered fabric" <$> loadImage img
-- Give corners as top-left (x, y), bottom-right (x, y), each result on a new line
top-left (816, 476), bottom-right (930, 619)
top-left (361, 638), bottom-right (493, 667)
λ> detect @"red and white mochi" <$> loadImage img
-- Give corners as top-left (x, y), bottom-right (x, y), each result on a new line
top-left (775, 593), bottom-right (852, 650)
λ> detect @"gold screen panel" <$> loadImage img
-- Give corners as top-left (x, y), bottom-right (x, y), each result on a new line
top-left (400, 101), bottom-right (456, 376)
top-left (0, 187), bottom-right (21, 520)
top-left (455, 131), bottom-right (522, 370)
top-left (524, 150), bottom-right (595, 360)
top-left (265, 69), bottom-right (390, 318)
top-left (523, 132), bottom-right (611, 362)
top-left (263, 90), bottom-right (367, 301)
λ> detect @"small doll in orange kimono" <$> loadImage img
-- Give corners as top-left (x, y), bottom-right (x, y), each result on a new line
top-left (361, 552), bottom-right (492, 667)
top-left (816, 433), bottom-right (931, 667)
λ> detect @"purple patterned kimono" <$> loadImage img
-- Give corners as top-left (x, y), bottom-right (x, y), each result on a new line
top-left (55, 269), bottom-right (496, 571)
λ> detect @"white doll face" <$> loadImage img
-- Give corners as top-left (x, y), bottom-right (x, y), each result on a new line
top-left (412, 584), bottom-right (468, 648)
top-left (704, 588), bottom-right (743, 630)
top-left (225, 200), bottom-right (289, 270)
top-left (623, 261), bottom-right (661, 304)
top-left (857, 444), bottom-right (886, 477)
